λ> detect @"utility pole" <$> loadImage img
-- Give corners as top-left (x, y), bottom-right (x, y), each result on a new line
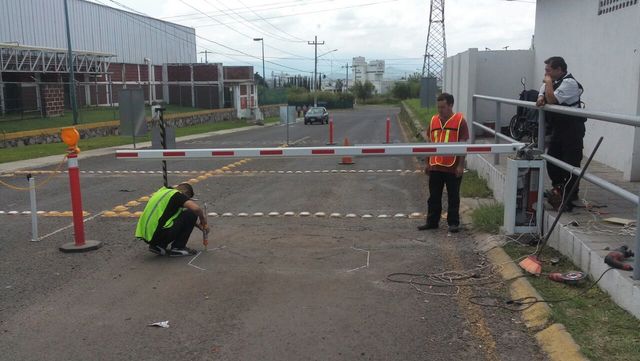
top-left (63, 0), bottom-right (78, 125)
top-left (253, 38), bottom-right (265, 86)
top-left (308, 35), bottom-right (324, 106)
top-left (341, 63), bottom-right (349, 92)
top-left (199, 50), bottom-right (211, 63)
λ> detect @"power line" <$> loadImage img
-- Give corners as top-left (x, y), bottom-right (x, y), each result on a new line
top-left (161, 0), bottom-right (340, 21)
top-left (235, 0), bottom-right (308, 42)
top-left (100, 0), bottom-right (309, 73)
top-left (201, 0), bottom-right (304, 43)
top-left (178, 0), bottom-right (313, 62)
top-left (189, 0), bottom-right (401, 29)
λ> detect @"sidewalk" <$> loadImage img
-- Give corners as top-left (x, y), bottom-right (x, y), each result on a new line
top-left (468, 148), bottom-right (640, 319)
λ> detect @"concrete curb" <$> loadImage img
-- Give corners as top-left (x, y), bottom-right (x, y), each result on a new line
top-left (482, 240), bottom-right (589, 361)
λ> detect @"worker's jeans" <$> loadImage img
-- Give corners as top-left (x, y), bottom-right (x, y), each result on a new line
top-left (427, 171), bottom-right (462, 227)
top-left (150, 210), bottom-right (197, 249)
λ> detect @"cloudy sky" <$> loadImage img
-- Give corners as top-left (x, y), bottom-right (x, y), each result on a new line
top-left (92, 0), bottom-right (536, 79)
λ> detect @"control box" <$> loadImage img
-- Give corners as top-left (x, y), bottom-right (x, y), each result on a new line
top-left (503, 158), bottom-right (544, 235)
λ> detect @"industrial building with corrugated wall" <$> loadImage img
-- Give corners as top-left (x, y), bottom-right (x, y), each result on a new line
top-left (0, 0), bottom-right (256, 119)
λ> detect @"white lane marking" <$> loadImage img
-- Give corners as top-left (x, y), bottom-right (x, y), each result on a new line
top-left (187, 251), bottom-right (207, 271)
top-left (39, 211), bottom-right (105, 241)
top-left (347, 246), bottom-right (370, 272)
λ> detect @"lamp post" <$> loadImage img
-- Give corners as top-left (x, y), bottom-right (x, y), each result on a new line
top-left (63, 0), bottom-right (78, 125)
top-left (253, 38), bottom-right (265, 86)
top-left (314, 48), bottom-right (338, 105)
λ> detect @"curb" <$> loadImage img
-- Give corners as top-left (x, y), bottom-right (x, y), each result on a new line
top-left (482, 240), bottom-right (588, 361)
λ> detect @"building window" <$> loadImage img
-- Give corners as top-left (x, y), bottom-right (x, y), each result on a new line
top-left (598, 0), bottom-right (638, 15)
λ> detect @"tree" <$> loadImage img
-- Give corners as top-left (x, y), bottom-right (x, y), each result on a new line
top-left (254, 72), bottom-right (268, 88)
top-left (335, 79), bottom-right (344, 92)
top-left (392, 81), bottom-right (411, 100)
top-left (353, 80), bottom-right (375, 102)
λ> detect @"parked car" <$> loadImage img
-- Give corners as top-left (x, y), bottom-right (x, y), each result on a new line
top-left (304, 107), bottom-right (329, 124)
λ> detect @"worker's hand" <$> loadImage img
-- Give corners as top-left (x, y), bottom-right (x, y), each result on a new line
top-left (536, 97), bottom-right (545, 107)
top-left (543, 74), bottom-right (553, 85)
top-left (455, 165), bottom-right (464, 177)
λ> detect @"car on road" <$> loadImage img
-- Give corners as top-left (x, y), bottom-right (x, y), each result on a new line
top-left (304, 107), bottom-right (329, 124)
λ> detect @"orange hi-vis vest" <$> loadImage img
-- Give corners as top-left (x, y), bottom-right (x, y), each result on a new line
top-left (428, 112), bottom-right (464, 167)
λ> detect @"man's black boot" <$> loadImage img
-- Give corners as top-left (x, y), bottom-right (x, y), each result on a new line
top-left (417, 223), bottom-right (438, 231)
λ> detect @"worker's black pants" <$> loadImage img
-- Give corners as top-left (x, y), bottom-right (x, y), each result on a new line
top-left (427, 171), bottom-right (462, 227)
top-left (150, 210), bottom-right (197, 249)
top-left (547, 134), bottom-right (584, 202)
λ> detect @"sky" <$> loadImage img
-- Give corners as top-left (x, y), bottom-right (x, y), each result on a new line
top-left (90, 0), bottom-right (537, 80)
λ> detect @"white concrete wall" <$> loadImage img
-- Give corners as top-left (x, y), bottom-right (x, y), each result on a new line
top-left (444, 48), bottom-right (534, 137)
top-left (534, 0), bottom-right (640, 180)
top-left (475, 50), bottom-right (535, 127)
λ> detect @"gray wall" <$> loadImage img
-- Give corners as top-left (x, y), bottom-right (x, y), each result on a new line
top-left (444, 48), bottom-right (534, 136)
top-left (0, 0), bottom-right (196, 64)
top-left (534, 0), bottom-right (640, 180)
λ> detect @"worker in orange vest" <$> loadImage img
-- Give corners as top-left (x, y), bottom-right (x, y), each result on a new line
top-left (418, 93), bottom-right (469, 233)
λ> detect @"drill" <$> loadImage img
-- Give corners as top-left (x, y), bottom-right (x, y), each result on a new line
top-left (604, 245), bottom-right (634, 271)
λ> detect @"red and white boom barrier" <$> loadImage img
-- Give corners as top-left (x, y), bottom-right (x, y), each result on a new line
top-left (116, 143), bottom-right (524, 160)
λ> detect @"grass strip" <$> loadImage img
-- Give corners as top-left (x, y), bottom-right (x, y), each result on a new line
top-left (0, 117), bottom-right (279, 164)
top-left (0, 104), bottom-right (206, 133)
top-left (503, 244), bottom-right (640, 361)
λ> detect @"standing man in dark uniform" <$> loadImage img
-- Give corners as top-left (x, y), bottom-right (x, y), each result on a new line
top-left (418, 93), bottom-right (469, 233)
top-left (536, 56), bottom-right (586, 211)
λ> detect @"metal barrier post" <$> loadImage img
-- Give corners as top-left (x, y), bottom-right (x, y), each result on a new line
top-left (28, 175), bottom-right (38, 242)
top-left (635, 201), bottom-right (640, 280)
top-left (471, 97), bottom-right (477, 144)
top-left (494, 102), bottom-right (501, 165)
top-left (537, 108), bottom-right (545, 152)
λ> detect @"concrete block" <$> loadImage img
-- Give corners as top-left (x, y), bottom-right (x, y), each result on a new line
top-left (570, 234), bottom-right (582, 266)
top-left (579, 242), bottom-right (592, 274)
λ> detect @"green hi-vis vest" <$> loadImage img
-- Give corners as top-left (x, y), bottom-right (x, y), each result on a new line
top-left (135, 187), bottom-right (183, 242)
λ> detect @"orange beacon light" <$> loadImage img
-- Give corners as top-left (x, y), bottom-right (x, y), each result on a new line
top-left (61, 127), bottom-right (80, 154)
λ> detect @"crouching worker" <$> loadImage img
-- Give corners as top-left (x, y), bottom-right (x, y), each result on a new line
top-left (135, 183), bottom-right (208, 257)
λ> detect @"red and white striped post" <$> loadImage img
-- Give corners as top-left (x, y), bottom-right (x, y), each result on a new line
top-left (59, 128), bottom-right (101, 253)
top-left (385, 117), bottom-right (391, 144)
top-left (327, 116), bottom-right (336, 145)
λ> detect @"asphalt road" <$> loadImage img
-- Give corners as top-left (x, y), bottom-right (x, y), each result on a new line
top-left (0, 105), bottom-right (548, 361)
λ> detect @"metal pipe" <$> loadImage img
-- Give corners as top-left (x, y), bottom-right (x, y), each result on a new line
top-left (471, 97), bottom-right (477, 144)
top-left (494, 102), bottom-right (501, 165)
top-left (635, 202), bottom-right (640, 280)
top-left (541, 154), bottom-right (639, 204)
top-left (473, 122), bottom-right (516, 143)
top-left (28, 175), bottom-right (38, 242)
top-left (536, 108), bottom-right (546, 152)
top-left (473, 94), bottom-right (640, 127)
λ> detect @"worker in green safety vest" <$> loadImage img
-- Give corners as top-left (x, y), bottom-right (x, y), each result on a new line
top-left (135, 183), bottom-right (208, 257)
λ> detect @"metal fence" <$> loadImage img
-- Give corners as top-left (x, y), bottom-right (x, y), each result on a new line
top-left (471, 94), bottom-right (640, 279)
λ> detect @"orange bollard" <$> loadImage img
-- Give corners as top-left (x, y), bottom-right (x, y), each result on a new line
top-left (339, 137), bottom-right (355, 165)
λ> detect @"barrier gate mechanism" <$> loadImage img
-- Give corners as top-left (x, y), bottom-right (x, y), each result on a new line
top-left (116, 142), bottom-right (537, 232)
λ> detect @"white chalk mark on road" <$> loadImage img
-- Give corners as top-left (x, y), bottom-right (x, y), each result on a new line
top-left (347, 246), bottom-right (370, 272)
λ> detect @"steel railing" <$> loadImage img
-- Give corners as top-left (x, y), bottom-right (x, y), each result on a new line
top-left (471, 94), bottom-right (640, 279)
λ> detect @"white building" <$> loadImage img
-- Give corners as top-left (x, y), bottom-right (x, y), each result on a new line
top-left (444, 0), bottom-right (640, 180)
top-left (352, 57), bottom-right (387, 94)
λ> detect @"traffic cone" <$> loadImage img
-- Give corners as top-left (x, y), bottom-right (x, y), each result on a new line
top-left (339, 137), bottom-right (354, 165)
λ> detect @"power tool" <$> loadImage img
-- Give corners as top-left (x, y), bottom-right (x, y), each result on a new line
top-left (604, 245), bottom-right (634, 271)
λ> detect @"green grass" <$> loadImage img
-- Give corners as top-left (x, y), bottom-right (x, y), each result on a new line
top-left (503, 244), bottom-right (640, 361)
top-left (0, 104), bottom-right (207, 133)
top-left (470, 202), bottom-right (504, 233)
top-left (461, 170), bottom-right (493, 198)
top-left (0, 117), bottom-right (279, 164)
top-left (404, 99), bottom-right (436, 127)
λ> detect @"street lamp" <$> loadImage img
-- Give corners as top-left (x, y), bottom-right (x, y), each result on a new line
top-left (314, 48), bottom-right (337, 105)
top-left (253, 38), bottom-right (265, 86)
